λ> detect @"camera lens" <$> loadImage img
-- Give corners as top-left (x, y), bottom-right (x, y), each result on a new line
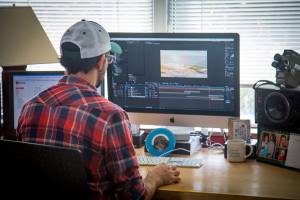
top-left (271, 61), bottom-right (279, 68)
top-left (283, 59), bottom-right (289, 67)
top-left (274, 53), bottom-right (282, 61)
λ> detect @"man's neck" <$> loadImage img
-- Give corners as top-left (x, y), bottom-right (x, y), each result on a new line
top-left (69, 69), bottom-right (97, 87)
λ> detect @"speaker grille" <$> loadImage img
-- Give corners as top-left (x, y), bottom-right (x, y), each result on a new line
top-left (264, 92), bottom-right (290, 123)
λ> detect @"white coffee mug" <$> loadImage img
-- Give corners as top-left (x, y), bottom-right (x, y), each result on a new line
top-left (227, 139), bottom-right (253, 162)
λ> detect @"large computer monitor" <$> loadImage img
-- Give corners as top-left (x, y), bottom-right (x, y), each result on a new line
top-left (107, 33), bottom-right (240, 128)
top-left (7, 71), bottom-right (104, 134)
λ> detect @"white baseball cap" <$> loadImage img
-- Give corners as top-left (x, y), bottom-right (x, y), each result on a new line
top-left (60, 20), bottom-right (122, 59)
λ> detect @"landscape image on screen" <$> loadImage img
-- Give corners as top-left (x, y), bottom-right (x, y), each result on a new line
top-left (160, 50), bottom-right (208, 78)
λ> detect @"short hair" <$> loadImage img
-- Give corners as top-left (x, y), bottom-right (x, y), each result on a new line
top-left (263, 133), bottom-right (269, 139)
top-left (60, 42), bottom-right (101, 74)
top-left (280, 135), bottom-right (287, 139)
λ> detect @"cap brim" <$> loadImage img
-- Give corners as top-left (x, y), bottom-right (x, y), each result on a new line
top-left (110, 42), bottom-right (122, 54)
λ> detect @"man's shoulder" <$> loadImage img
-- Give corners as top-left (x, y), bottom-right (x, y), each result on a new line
top-left (24, 84), bottom-right (127, 117)
top-left (33, 83), bottom-right (99, 105)
top-left (89, 99), bottom-right (125, 116)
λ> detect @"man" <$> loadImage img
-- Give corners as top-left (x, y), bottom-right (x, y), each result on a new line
top-left (17, 20), bottom-right (180, 200)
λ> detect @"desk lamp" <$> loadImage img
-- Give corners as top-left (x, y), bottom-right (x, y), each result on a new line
top-left (0, 6), bottom-right (58, 138)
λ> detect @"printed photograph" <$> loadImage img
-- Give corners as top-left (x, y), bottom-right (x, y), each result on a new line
top-left (258, 130), bottom-right (290, 161)
top-left (275, 148), bottom-right (287, 162)
top-left (160, 50), bottom-right (208, 78)
top-left (276, 134), bottom-right (289, 149)
top-left (274, 134), bottom-right (289, 161)
top-left (258, 131), bottom-right (277, 159)
top-left (259, 131), bottom-right (270, 158)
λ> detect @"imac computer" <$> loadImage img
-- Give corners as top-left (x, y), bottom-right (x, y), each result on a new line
top-left (107, 33), bottom-right (240, 129)
top-left (7, 71), bottom-right (104, 134)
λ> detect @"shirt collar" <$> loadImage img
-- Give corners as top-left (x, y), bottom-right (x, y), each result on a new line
top-left (59, 75), bottom-right (97, 91)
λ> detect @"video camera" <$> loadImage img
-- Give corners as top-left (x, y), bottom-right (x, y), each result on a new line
top-left (271, 50), bottom-right (300, 88)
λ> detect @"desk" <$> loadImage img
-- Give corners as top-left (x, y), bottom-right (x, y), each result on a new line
top-left (136, 148), bottom-right (300, 200)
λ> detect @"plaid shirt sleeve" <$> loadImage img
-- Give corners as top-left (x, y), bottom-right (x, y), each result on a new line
top-left (104, 110), bottom-right (146, 199)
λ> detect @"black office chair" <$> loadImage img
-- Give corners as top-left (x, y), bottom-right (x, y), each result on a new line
top-left (0, 139), bottom-right (89, 199)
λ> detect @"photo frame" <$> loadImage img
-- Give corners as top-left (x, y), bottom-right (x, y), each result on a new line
top-left (228, 118), bottom-right (251, 143)
top-left (257, 129), bottom-right (289, 161)
top-left (256, 126), bottom-right (300, 170)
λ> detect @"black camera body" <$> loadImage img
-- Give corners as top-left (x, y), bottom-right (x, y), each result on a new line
top-left (272, 50), bottom-right (300, 88)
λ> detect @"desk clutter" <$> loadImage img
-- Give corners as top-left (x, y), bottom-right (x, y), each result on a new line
top-left (136, 128), bottom-right (202, 156)
top-left (131, 128), bottom-right (203, 168)
top-left (133, 120), bottom-right (300, 170)
top-left (144, 135), bottom-right (201, 155)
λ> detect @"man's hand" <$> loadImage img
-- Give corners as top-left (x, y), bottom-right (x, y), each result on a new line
top-left (144, 163), bottom-right (180, 200)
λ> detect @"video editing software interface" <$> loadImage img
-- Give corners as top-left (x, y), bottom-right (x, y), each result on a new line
top-left (11, 71), bottom-right (104, 130)
top-left (108, 33), bottom-right (239, 117)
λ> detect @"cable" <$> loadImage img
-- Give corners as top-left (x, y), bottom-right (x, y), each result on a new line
top-left (205, 130), bottom-right (225, 150)
top-left (208, 143), bottom-right (224, 149)
top-left (158, 148), bottom-right (191, 157)
top-left (252, 80), bottom-right (280, 89)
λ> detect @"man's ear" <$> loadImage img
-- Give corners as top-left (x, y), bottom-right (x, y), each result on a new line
top-left (96, 54), bottom-right (106, 70)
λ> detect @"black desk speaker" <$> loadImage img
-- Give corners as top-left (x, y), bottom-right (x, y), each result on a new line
top-left (255, 85), bottom-right (300, 132)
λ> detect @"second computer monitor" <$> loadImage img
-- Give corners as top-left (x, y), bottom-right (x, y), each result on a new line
top-left (108, 33), bottom-right (240, 128)
top-left (9, 71), bottom-right (104, 134)
top-left (10, 71), bottom-right (64, 132)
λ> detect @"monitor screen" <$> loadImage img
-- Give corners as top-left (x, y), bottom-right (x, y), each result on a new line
top-left (9, 71), bottom-right (104, 133)
top-left (107, 33), bottom-right (240, 128)
top-left (10, 71), bottom-right (64, 131)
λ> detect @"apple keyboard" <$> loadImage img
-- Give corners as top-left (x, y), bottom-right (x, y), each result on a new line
top-left (137, 155), bottom-right (203, 168)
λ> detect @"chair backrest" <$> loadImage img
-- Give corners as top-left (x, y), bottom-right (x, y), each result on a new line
top-left (0, 139), bottom-right (89, 199)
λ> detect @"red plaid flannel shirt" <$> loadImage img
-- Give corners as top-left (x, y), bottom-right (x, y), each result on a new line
top-left (17, 75), bottom-right (146, 200)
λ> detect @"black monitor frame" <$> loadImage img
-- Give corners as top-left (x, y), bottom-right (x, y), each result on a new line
top-left (107, 33), bottom-right (240, 127)
top-left (0, 78), bottom-right (2, 133)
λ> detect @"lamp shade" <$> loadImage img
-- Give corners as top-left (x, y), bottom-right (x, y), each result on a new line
top-left (0, 6), bottom-right (58, 66)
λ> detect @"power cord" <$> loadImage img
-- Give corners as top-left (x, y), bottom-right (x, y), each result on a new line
top-left (206, 131), bottom-right (224, 149)
top-left (158, 148), bottom-right (191, 157)
top-left (252, 80), bottom-right (281, 89)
